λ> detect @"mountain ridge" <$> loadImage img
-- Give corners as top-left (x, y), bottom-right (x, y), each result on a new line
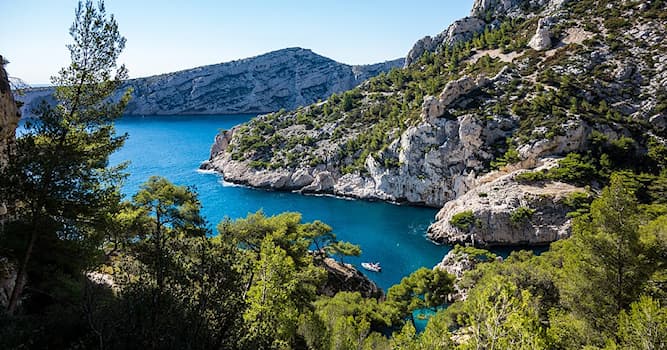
top-left (15, 47), bottom-right (403, 116)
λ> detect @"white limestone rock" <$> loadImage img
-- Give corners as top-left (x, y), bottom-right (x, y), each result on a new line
top-left (405, 17), bottom-right (486, 67)
top-left (528, 17), bottom-right (553, 51)
top-left (302, 171), bottom-right (336, 193)
top-left (517, 119), bottom-right (589, 161)
top-left (471, 0), bottom-right (569, 18)
top-left (427, 162), bottom-right (586, 247)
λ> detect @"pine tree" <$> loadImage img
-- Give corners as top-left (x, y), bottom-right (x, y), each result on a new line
top-left (1, 0), bottom-right (131, 315)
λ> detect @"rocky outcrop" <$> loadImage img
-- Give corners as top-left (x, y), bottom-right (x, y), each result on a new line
top-left (528, 17), bottom-right (553, 50)
top-left (0, 55), bottom-right (20, 168)
top-left (435, 246), bottom-right (500, 300)
top-left (205, 0), bottom-right (667, 247)
top-left (315, 255), bottom-right (383, 299)
top-left (516, 119), bottom-right (589, 161)
top-left (405, 17), bottom-right (486, 67)
top-left (204, 68), bottom-right (514, 207)
top-left (470, 0), bottom-right (568, 19)
top-left (404, 0), bottom-right (573, 67)
top-left (427, 160), bottom-right (585, 246)
top-left (16, 48), bottom-right (403, 117)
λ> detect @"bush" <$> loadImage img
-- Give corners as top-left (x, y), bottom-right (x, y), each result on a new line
top-left (249, 160), bottom-right (269, 169)
top-left (451, 244), bottom-right (497, 262)
top-left (450, 210), bottom-right (478, 231)
top-left (563, 191), bottom-right (592, 218)
top-left (548, 153), bottom-right (597, 185)
top-left (510, 207), bottom-right (536, 225)
top-left (491, 140), bottom-right (521, 169)
top-left (515, 170), bottom-right (548, 183)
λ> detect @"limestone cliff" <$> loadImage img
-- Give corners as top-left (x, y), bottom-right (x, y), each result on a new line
top-left (16, 48), bottom-right (403, 116)
top-left (427, 160), bottom-right (585, 246)
top-left (0, 55), bottom-right (20, 168)
top-left (0, 55), bottom-right (20, 309)
top-left (206, 0), bottom-right (666, 246)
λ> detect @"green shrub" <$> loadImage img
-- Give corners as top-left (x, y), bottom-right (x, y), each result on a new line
top-left (249, 160), bottom-right (269, 169)
top-left (491, 139), bottom-right (521, 169)
top-left (563, 191), bottom-right (592, 218)
top-left (451, 244), bottom-right (497, 262)
top-left (510, 207), bottom-right (536, 225)
top-left (548, 153), bottom-right (597, 185)
top-left (450, 210), bottom-right (478, 231)
top-left (515, 170), bottom-right (548, 183)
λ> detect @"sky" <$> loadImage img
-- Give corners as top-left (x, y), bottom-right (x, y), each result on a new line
top-left (1, 0), bottom-right (473, 85)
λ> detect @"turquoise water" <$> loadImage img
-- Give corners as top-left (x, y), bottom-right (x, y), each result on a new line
top-left (109, 114), bottom-right (448, 290)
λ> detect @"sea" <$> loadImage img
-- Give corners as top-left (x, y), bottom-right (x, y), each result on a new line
top-left (109, 114), bottom-right (449, 291)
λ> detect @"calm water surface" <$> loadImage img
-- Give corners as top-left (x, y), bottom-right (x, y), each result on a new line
top-left (110, 114), bottom-right (448, 290)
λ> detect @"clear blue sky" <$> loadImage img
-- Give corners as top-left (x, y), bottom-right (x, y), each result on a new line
top-left (1, 0), bottom-right (473, 85)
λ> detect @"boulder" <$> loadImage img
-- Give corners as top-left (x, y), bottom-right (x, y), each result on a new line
top-left (315, 254), bottom-right (383, 300)
top-left (528, 17), bottom-right (553, 51)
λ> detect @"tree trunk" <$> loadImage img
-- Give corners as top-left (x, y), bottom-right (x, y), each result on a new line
top-left (7, 226), bottom-right (38, 314)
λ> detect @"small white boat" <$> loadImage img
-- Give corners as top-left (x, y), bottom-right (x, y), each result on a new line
top-left (361, 262), bottom-right (381, 272)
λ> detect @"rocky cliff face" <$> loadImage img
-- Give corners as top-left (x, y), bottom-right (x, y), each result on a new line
top-left (427, 159), bottom-right (584, 246)
top-left (404, 17), bottom-right (486, 67)
top-left (206, 0), bottom-right (666, 246)
top-left (404, 0), bottom-right (570, 67)
top-left (0, 55), bottom-right (20, 309)
top-left (0, 55), bottom-right (20, 168)
top-left (16, 48), bottom-right (403, 117)
top-left (470, 0), bottom-right (569, 18)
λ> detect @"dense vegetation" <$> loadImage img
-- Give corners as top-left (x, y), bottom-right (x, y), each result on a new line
top-left (1, 0), bottom-right (666, 349)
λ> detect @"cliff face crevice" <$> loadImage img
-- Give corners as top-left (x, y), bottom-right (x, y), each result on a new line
top-left (16, 48), bottom-right (403, 117)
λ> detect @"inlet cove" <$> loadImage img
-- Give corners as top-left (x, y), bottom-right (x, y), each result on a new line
top-left (110, 114), bottom-right (448, 290)
top-left (3, 0), bottom-right (666, 348)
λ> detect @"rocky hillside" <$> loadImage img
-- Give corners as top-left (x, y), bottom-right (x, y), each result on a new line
top-left (15, 48), bottom-right (403, 116)
top-left (204, 0), bottom-right (667, 246)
